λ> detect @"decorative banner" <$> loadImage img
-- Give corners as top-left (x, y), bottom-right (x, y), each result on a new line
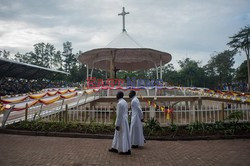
top-left (68, 88), bottom-right (77, 92)
top-left (61, 92), bottom-right (77, 99)
top-left (113, 87), bottom-right (125, 90)
top-left (1, 86), bottom-right (249, 113)
top-left (88, 86), bottom-right (250, 103)
top-left (84, 88), bottom-right (102, 94)
top-left (165, 108), bottom-right (174, 120)
top-left (58, 89), bottom-right (68, 94)
top-left (140, 95), bottom-right (174, 121)
top-left (0, 88), bottom-right (87, 112)
top-left (166, 109), bottom-right (170, 120)
top-left (0, 103), bottom-right (5, 112)
top-left (6, 99), bottom-right (39, 111)
top-left (44, 88), bottom-right (59, 91)
top-left (47, 91), bottom-right (58, 96)
top-left (132, 88), bottom-right (141, 91)
top-left (1, 95), bottom-right (28, 103)
top-left (100, 86), bottom-right (110, 90)
top-left (85, 89), bottom-right (94, 94)
top-left (93, 88), bottom-right (100, 92)
top-left (39, 95), bottom-right (60, 105)
top-left (29, 92), bottom-right (47, 99)
top-left (153, 103), bottom-right (157, 108)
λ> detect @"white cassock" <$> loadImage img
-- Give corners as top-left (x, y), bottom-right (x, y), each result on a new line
top-left (130, 96), bottom-right (145, 146)
top-left (112, 98), bottom-right (131, 152)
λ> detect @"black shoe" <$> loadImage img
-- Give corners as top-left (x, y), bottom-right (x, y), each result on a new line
top-left (119, 150), bottom-right (131, 155)
top-left (132, 145), bottom-right (139, 148)
top-left (108, 148), bottom-right (118, 153)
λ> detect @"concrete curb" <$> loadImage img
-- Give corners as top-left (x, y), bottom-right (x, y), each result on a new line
top-left (0, 129), bottom-right (113, 139)
top-left (1, 129), bottom-right (250, 140)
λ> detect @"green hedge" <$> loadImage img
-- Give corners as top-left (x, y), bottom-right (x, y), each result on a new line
top-left (144, 118), bottom-right (250, 137)
top-left (6, 121), bottom-right (115, 134)
top-left (6, 118), bottom-right (250, 137)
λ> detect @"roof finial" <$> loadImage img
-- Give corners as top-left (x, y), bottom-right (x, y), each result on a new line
top-left (118, 7), bottom-right (129, 32)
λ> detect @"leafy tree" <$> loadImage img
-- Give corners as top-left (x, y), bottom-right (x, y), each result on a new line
top-left (203, 64), bottom-right (217, 89)
top-left (45, 43), bottom-right (56, 68)
top-left (0, 50), bottom-right (10, 59)
top-left (67, 64), bottom-right (90, 83)
top-left (14, 52), bottom-right (32, 64)
top-left (205, 50), bottom-right (236, 89)
top-left (162, 63), bottom-right (181, 86)
top-left (4, 50), bottom-right (10, 59)
top-left (235, 60), bottom-right (247, 83)
top-left (92, 69), bottom-right (106, 80)
top-left (117, 71), bottom-right (138, 79)
top-left (22, 52), bottom-right (33, 64)
top-left (136, 70), bottom-right (149, 79)
top-left (147, 68), bottom-right (157, 80)
top-left (178, 58), bottom-right (205, 87)
top-left (62, 41), bottom-right (77, 72)
top-left (68, 65), bottom-right (81, 82)
top-left (14, 52), bottom-right (23, 62)
top-left (29, 42), bottom-right (50, 67)
top-left (53, 50), bottom-right (63, 69)
top-left (227, 25), bottom-right (250, 90)
top-left (17, 42), bottom-right (62, 69)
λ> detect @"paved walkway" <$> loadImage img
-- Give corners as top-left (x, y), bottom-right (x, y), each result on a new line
top-left (0, 134), bottom-right (249, 166)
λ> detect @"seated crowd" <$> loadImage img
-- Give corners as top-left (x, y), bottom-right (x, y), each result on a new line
top-left (0, 78), bottom-right (78, 96)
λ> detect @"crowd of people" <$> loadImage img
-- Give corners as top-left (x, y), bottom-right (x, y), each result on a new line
top-left (0, 78), bottom-right (79, 96)
top-left (221, 82), bottom-right (248, 92)
top-left (1, 76), bottom-right (248, 97)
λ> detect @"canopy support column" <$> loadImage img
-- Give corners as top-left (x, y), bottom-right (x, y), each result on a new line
top-left (110, 51), bottom-right (115, 78)
top-left (91, 67), bottom-right (94, 77)
top-left (86, 64), bottom-right (89, 79)
top-left (155, 64), bottom-right (158, 79)
top-left (109, 59), bottom-right (113, 78)
top-left (160, 59), bottom-right (162, 80)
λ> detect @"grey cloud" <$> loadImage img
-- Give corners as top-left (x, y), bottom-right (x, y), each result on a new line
top-left (0, 0), bottom-right (250, 69)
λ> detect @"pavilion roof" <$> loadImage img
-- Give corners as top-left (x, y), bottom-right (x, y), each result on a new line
top-left (0, 58), bottom-right (68, 79)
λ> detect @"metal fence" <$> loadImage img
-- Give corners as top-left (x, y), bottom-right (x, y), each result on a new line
top-left (39, 103), bottom-right (250, 126)
top-left (2, 88), bottom-right (249, 127)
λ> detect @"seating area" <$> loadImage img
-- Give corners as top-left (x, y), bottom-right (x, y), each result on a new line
top-left (0, 78), bottom-right (70, 96)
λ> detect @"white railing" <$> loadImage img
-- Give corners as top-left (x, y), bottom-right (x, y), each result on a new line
top-left (1, 91), bottom-right (101, 127)
top-left (39, 104), bottom-right (250, 126)
top-left (2, 88), bottom-right (249, 127)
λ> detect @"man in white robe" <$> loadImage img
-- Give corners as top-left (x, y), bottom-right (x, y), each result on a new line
top-left (109, 91), bottom-right (131, 155)
top-left (129, 90), bottom-right (145, 148)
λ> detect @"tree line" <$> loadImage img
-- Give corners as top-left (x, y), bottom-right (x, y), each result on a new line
top-left (1, 41), bottom-right (84, 82)
top-left (118, 25), bottom-right (249, 91)
top-left (0, 25), bottom-right (249, 91)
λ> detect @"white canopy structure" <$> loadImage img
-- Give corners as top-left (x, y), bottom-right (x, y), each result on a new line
top-left (78, 7), bottom-right (172, 79)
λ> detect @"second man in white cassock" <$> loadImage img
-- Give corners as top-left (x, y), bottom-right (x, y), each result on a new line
top-left (109, 91), bottom-right (131, 155)
top-left (129, 90), bottom-right (145, 148)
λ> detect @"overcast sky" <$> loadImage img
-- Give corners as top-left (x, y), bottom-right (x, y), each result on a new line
top-left (0, 0), bottom-right (249, 69)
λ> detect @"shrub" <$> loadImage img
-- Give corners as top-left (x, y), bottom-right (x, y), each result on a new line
top-left (168, 124), bottom-right (179, 137)
top-left (227, 111), bottom-right (243, 123)
top-left (6, 121), bottom-right (115, 134)
top-left (144, 118), bottom-right (162, 136)
top-left (186, 121), bottom-right (207, 136)
top-left (5, 119), bottom-right (250, 137)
